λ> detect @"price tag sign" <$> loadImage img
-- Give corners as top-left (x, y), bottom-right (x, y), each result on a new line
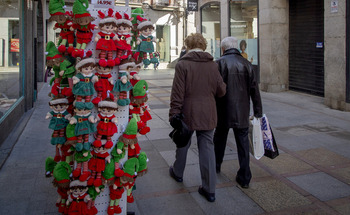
top-left (95, 0), bottom-right (114, 8)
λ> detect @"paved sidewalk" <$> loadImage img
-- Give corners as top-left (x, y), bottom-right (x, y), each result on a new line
top-left (0, 68), bottom-right (350, 214)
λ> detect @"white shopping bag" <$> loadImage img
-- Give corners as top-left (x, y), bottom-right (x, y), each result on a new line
top-left (248, 116), bottom-right (264, 160)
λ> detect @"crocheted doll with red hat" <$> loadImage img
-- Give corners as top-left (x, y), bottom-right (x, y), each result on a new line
top-left (94, 98), bottom-right (118, 147)
top-left (92, 63), bottom-right (114, 105)
top-left (66, 180), bottom-right (91, 214)
top-left (72, 0), bottom-right (96, 58)
top-left (103, 156), bottom-right (125, 215)
top-left (130, 52), bottom-right (143, 86)
top-left (88, 139), bottom-right (112, 188)
top-left (130, 80), bottom-right (151, 135)
top-left (52, 161), bottom-right (72, 214)
top-left (136, 15), bottom-right (159, 67)
top-left (120, 157), bottom-right (139, 203)
top-left (113, 58), bottom-right (134, 106)
top-left (114, 12), bottom-right (133, 65)
top-left (72, 54), bottom-right (99, 109)
top-left (48, 0), bottom-right (75, 54)
top-left (46, 95), bottom-right (72, 162)
top-left (94, 8), bottom-right (118, 67)
top-left (117, 118), bottom-right (140, 158)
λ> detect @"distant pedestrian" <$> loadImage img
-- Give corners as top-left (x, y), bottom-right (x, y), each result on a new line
top-left (214, 36), bottom-right (262, 189)
top-left (179, 46), bottom-right (187, 58)
top-left (169, 33), bottom-right (226, 202)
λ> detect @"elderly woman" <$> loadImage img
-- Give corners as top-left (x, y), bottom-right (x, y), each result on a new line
top-left (169, 33), bottom-right (226, 202)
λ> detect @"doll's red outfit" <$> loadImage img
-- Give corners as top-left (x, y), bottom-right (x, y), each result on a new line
top-left (96, 114), bottom-right (118, 136)
top-left (55, 21), bottom-right (74, 44)
top-left (115, 33), bottom-right (131, 51)
top-left (93, 73), bottom-right (114, 103)
top-left (96, 32), bottom-right (117, 51)
top-left (68, 193), bottom-right (89, 215)
top-left (57, 187), bottom-right (69, 213)
top-left (88, 151), bottom-right (109, 172)
top-left (73, 23), bottom-right (95, 44)
top-left (128, 143), bottom-right (141, 158)
top-left (129, 71), bottom-right (139, 86)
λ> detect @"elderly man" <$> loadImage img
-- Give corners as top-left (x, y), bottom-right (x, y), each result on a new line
top-left (214, 37), bottom-right (263, 189)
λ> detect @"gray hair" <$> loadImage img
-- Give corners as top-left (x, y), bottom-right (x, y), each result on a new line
top-left (221, 37), bottom-right (238, 51)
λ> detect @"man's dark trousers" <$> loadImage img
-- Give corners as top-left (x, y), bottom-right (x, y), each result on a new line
top-left (214, 126), bottom-right (252, 184)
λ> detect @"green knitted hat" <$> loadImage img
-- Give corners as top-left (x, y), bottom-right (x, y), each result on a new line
top-left (74, 101), bottom-right (85, 110)
top-left (53, 161), bottom-right (72, 184)
top-left (122, 118), bottom-right (138, 139)
top-left (122, 158), bottom-right (139, 178)
top-left (49, 0), bottom-right (66, 16)
top-left (102, 158), bottom-right (115, 181)
top-left (46, 41), bottom-right (62, 60)
top-left (138, 152), bottom-right (148, 175)
top-left (133, 80), bottom-right (148, 99)
top-left (73, 0), bottom-right (91, 19)
top-left (45, 157), bottom-right (57, 173)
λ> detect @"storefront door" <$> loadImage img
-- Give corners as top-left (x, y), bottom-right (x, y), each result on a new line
top-left (200, 2), bottom-right (220, 59)
top-left (289, 0), bottom-right (324, 96)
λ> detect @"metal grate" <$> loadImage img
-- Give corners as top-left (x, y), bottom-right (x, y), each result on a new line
top-left (289, 0), bottom-right (324, 96)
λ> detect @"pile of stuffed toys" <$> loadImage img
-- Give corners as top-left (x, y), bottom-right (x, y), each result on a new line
top-left (45, 0), bottom-right (154, 214)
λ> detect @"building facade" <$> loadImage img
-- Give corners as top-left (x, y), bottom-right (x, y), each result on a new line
top-left (0, 0), bottom-right (46, 144)
top-left (195, 0), bottom-right (350, 111)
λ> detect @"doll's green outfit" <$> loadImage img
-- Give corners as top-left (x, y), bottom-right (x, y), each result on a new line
top-left (60, 59), bottom-right (76, 79)
top-left (72, 73), bottom-right (96, 96)
top-left (73, 114), bottom-right (97, 135)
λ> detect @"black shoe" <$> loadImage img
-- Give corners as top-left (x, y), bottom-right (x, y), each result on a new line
top-left (169, 166), bottom-right (183, 182)
top-left (236, 176), bottom-right (249, 189)
top-left (198, 186), bottom-right (215, 202)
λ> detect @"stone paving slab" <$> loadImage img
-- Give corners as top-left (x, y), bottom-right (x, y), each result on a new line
top-left (241, 179), bottom-right (312, 212)
top-left (192, 186), bottom-right (264, 215)
top-left (136, 193), bottom-right (205, 215)
top-left (287, 172), bottom-right (350, 201)
top-left (258, 153), bottom-right (316, 175)
top-left (295, 147), bottom-right (350, 167)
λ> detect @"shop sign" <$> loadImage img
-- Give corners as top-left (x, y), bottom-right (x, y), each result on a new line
top-left (331, 0), bottom-right (338, 13)
top-left (188, 0), bottom-right (198, 12)
top-left (94, 0), bottom-right (114, 7)
top-left (10, 39), bottom-right (19, 52)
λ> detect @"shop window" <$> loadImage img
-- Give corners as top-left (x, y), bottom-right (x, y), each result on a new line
top-left (0, 0), bottom-right (22, 119)
top-left (201, 2), bottom-right (221, 59)
top-left (156, 25), bottom-right (170, 63)
top-left (230, 0), bottom-right (258, 65)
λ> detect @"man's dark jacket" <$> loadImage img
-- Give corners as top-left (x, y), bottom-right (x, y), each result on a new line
top-left (216, 48), bottom-right (262, 128)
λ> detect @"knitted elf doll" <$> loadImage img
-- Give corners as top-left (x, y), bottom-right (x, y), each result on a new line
top-left (94, 8), bottom-right (118, 67)
top-left (46, 96), bottom-right (72, 162)
top-left (87, 185), bottom-right (104, 215)
top-left (116, 118), bottom-right (140, 158)
top-left (72, 55), bottom-right (98, 110)
top-left (102, 157), bottom-right (125, 215)
top-left (66, 180), bottom-right (91, 214)
top-left (48, 0), bottom-right (75, 54)
top-left (120, 157), bottom-right (139, 203)
top-left (129, 80), bottom-right (151, 135)
top-left (72, 0), bottom-right (96, 58)
top-left (88, 139), bottom-right (112, 188)
top-left (113, 58), bottom-right (134, 106)
top-left (114, 12), bottom-right (133, 65)
top-left (129, 52), bottom-right (143, 86)
top-left (69, 102), bottom-right (96, 181)
top-left (52, 161), bottom-right (72, 214)
top-left (92, 63), bottom-right (114, 105)
top-left (136, 15), bottom-right (159, 67)
top-left (93, 98), bottom-right (118, 147)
